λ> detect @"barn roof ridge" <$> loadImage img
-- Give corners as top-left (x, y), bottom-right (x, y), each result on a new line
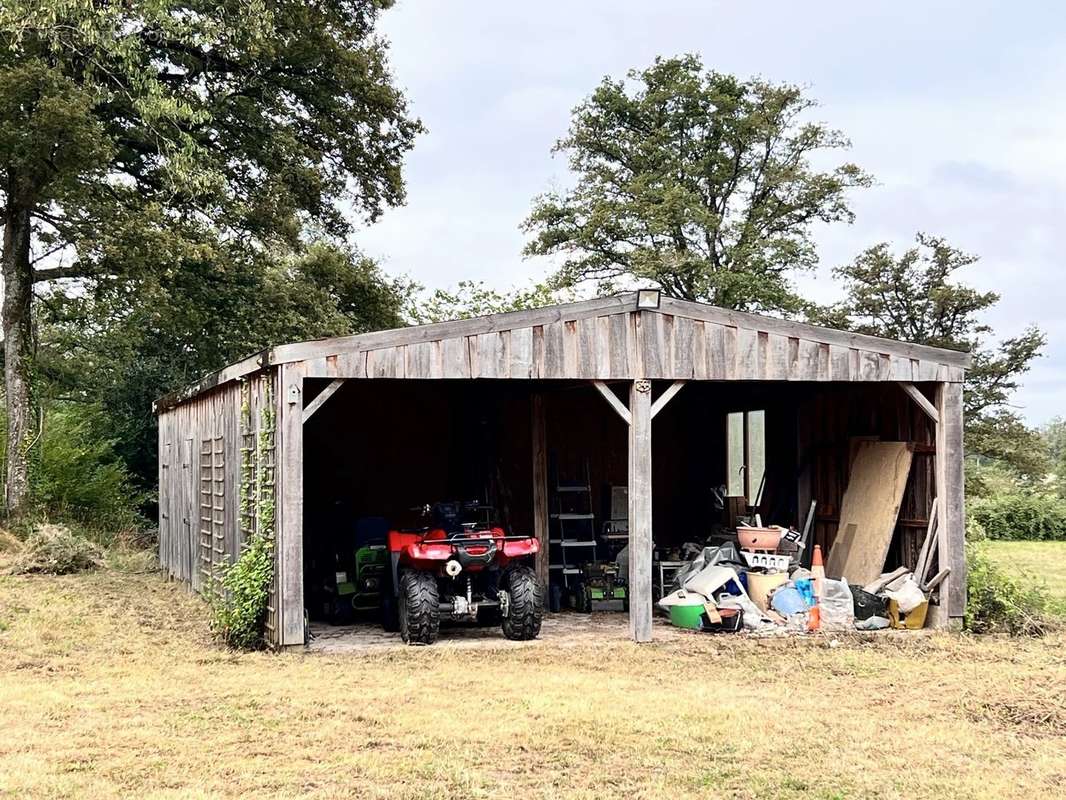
top-left (155, 291), bottom-right (971, 412)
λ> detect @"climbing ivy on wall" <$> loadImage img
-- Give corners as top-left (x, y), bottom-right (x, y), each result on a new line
top-left (210, 375), bottom-right (277, 649)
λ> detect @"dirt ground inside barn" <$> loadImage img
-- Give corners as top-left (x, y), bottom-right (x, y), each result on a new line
top-left (1, 562), bottom-right (1064, 800)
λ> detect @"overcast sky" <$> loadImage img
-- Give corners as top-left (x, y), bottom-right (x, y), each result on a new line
top-left (357, 1), bottom-right (1065, 425)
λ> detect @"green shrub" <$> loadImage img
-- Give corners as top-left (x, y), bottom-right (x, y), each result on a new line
top-left (31, 403), bottom-right (147, 537)
top-left (208, 534), bottom-right (275, 650)
top-left (1, 402), bottom-right (146, 539)
top-left (965, 543), bottom-right (1048, 636)
top-left (969, 492), bottom-right (1066, 541)
top-left (9, 523), bottom-right (104, 575)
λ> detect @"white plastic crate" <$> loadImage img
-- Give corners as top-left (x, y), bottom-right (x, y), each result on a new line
top-left (740, 550), bottom-right (791, 572)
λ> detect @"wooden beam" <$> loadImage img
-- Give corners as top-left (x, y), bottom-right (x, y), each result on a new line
top-left (276, 362), bottom-right (306, 647)
top-left (628, 380), bottom-right (653, 642)
top-left (898, 382), bottom-right (939, 424)
top-left (301, 378), bottom-right (344, 423)
top-left (272, 294), bottom-right (639, 365)
top-left (650, 380), bottom-right (687, 419)
top-left (531, 393), bottom-right (550, 592)
top-left (592, 380), bottom-right (632, 426)
top-left (658, 296), bottom-right (972, 369)
top-left (914, 498), bottom-right (938, 583)
top-left (935, 382), bottom-right (966, 623)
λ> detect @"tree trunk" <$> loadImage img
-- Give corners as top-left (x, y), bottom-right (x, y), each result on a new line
top-left (2, 203), bottom-right (34, 517)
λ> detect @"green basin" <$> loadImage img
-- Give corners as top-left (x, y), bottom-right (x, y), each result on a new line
top-left (669, 602), bottom-right (706, 629)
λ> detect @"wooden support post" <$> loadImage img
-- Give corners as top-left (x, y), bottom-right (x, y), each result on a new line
top-left (302, 378), bottom-right (344, 423)
top-left (628, 379), bottom-right (653, 643)
top-left (277, 363), bottom-right (306, 647)
top-left (531, 393), bottom-right (549, 591)
top-left (935, 382), bottom-right (966, 624)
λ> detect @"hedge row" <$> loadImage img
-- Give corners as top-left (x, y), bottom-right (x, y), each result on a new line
top-left (969, 492), bottom-right (1066, 541)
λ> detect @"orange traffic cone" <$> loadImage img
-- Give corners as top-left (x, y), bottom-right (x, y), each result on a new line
top-left (811, 544), bottom-right (826, 599)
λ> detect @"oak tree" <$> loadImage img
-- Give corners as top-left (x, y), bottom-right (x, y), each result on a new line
top-left (0, 0), bottom-right (420, 514)
top-left (523, 54), bottom-right (872, 312)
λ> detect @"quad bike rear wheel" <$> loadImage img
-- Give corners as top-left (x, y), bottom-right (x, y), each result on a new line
top-left (399, 569), bottom-right (439, 645)
top-left (501, 565), bottom-right (543, 641)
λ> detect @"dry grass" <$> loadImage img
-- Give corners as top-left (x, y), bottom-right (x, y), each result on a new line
top-left (1, 567), bottom-right (1065, 799)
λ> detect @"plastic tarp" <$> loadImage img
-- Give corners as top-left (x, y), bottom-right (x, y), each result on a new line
top-left (683, 563), bottom-right (749, 602)
top-left (671, 542), bottom-right (747, 593)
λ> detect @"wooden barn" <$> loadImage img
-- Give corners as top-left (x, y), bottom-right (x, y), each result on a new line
top-left (155, 291), bottom-right (969, 647)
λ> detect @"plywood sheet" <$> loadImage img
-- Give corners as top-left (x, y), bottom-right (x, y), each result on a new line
top-left (826, 441), bottom-right (913, 583)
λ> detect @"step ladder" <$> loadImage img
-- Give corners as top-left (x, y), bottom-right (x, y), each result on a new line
top-left (549, 462), bottom-right (596, 590)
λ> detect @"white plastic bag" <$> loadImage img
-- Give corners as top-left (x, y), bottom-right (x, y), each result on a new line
top-left (885, 576), bottom-right (926, 613)
top-left (819, 578), bottom-right (855, 631)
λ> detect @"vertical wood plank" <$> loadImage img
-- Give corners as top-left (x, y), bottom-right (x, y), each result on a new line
top-left (595, 315), bottom-right (611, 378)
top-left (531, 394), bottom-right (549, 591)
top-left (510, 327), bottom-right (534, 378)
top-left (478, 332), bottom-right (502, 378)
top-left (609, 313), bottom-right (629, 378)
top-left (442, 337), bottom-right (468, 377)
top-left (277, 362), bottom-right (305, 646)
top-left (628, 379), bottom-right (653, 643)
top-left (335, 350), bottom-right (367, 378)
top-left (817, 343), bottom-right (831, 381)
top-left (935, 381), bottom-right (966, 623)
top-left (563, 320), bottom-right (579, 376)
top-left (829, 345), bottom-right (851, 380)
top-left (798, 339), bottom-right (821, 380)
top-left (467, 335), bottom-right (481, 378)
top-left (735, 327), bottom-right (757, 379)
top-left (532, 325), bottom-right (545, 378)
top-left (641, 312), bottom-right (665, 378)
top-left (722, 325), bottom-right (737, 380)
top-left (429, 340), bottom-right (443, 378)
top-left (766, 333), bottom-right (789, 380)
top-left (406, 342), bottom-right (432, 378)
top-left (692, 320), bottom-right (708, 380)
top-left (860, 350), bottom-right (880, 380)
top-left (629, 311), bottom-right (643, 376)
top-left (577, 316), bottom-right (597, 378)
top-left (544, 320), bottom-right (565, 378)
top-left (673, 316), bottom-right (695, 378)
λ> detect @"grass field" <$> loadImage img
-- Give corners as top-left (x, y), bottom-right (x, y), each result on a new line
top-left (1, 562), bottom-right (1065, 799)
top-left (984, 540), bottom-right (1066, 616)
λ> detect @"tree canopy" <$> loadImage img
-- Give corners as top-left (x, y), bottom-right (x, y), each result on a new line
top-left (820, 233), bottom-right (1046, 476)
top-left (523, 54), bottom-right (872, 312)
top-left (0, 0), bottom-right (421, 513)
top-left (43, 240), bottom-right (412, 489)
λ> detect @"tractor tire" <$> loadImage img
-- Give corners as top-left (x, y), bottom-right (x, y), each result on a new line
top-left (398, 570), bottom-right (439, 645)
top-left (501, 565), bottom-right (543, 641)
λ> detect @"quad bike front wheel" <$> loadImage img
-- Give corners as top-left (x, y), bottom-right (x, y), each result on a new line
top-left (398, 569), bottom-right (439, 645)
top-left (501, 565), bottom-right (543, 641)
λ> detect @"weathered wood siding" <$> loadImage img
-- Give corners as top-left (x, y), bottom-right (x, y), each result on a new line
top-left (294, 309), bottom-right (965, 384)
top-left (796, 383), bottom-right (939, 583)
top-left (158, 370), bottom-right (280, 642)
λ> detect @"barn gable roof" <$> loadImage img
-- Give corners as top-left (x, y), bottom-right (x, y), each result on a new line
top-left (155, 292), bottom-right (970, 412)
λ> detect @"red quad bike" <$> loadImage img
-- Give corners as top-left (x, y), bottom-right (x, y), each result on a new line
top-left (383, 501), bottom-right (543, 645)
